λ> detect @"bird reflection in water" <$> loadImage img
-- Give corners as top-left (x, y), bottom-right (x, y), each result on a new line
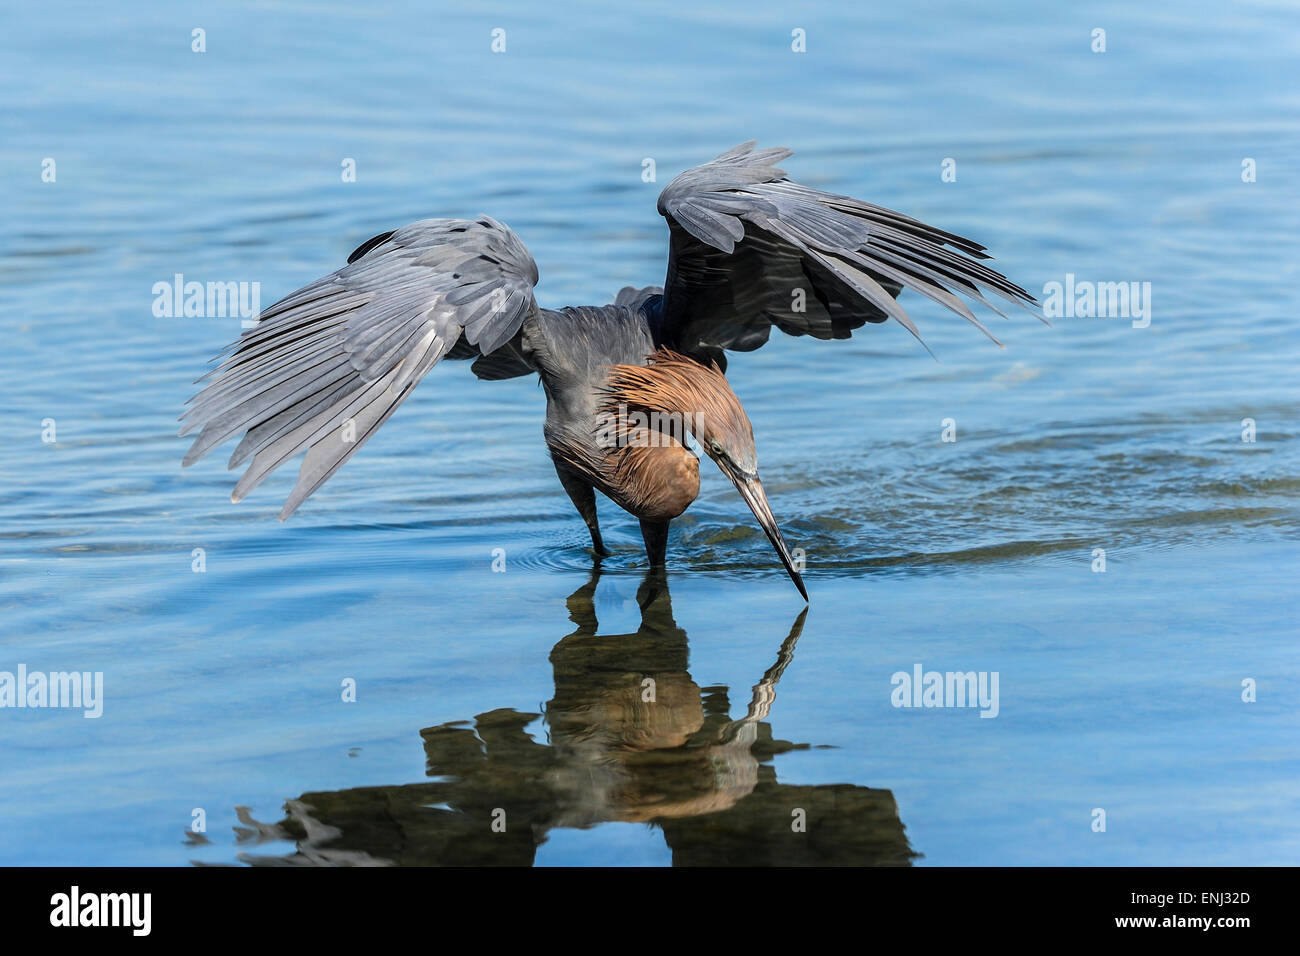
top-left (226, 570), bottom-right (917, 866)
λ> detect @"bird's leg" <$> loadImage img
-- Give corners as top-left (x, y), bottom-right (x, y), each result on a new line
top-left (639, 519), bottom-right (670, 569)
top-left (565, 567), bottom-right (602, 636)
top-left (636, 565), bottom-right (671, 618)
top-left (554, 465), bottom-right (609, 557)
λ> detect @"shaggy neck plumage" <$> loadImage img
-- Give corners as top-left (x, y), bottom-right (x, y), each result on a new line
top-left (599, 349), bottom-right (742, 446)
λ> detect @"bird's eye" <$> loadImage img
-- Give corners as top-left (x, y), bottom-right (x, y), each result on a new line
top-left (709, 439), bottom-right (725, 457)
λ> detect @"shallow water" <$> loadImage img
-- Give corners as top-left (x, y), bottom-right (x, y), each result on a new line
top-left (2, 0), bottom-right (1297, 865)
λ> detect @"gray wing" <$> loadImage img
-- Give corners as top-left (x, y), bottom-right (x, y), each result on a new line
top-left (180, 216), bottom-right (540, 518)
top-left (655, 141), bottom-right (1038, 362)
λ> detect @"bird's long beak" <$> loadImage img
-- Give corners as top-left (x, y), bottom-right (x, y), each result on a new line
top-left (719, 463), bottom-right (808, 602)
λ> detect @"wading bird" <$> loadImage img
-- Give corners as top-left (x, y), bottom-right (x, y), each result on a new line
top-left (181, 142), bottom-right (1037, 600)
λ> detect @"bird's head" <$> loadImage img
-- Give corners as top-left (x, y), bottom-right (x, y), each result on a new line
top-left (604, 350), bottom-right (808, 601)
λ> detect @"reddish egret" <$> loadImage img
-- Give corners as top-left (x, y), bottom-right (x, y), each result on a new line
top-left (182, 141), bottom-right (1036, 600)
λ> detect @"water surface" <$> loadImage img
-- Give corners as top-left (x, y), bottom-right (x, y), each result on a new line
top-left (2, 0), bottom-right (1297, 865)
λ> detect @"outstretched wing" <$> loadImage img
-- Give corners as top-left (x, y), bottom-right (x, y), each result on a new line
top-left (654, 141), bottom-right (1038, 363)
top-left (180, 216), bottom-right (540, 518)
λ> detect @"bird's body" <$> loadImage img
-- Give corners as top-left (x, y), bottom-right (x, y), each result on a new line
top-left (526, 304), bottom-right (707, 556)
top-left (182, 142), bottom-right (1038, 599)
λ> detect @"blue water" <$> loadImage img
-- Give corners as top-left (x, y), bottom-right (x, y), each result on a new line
top-left (2, 0), bottom-right (1297, 865)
